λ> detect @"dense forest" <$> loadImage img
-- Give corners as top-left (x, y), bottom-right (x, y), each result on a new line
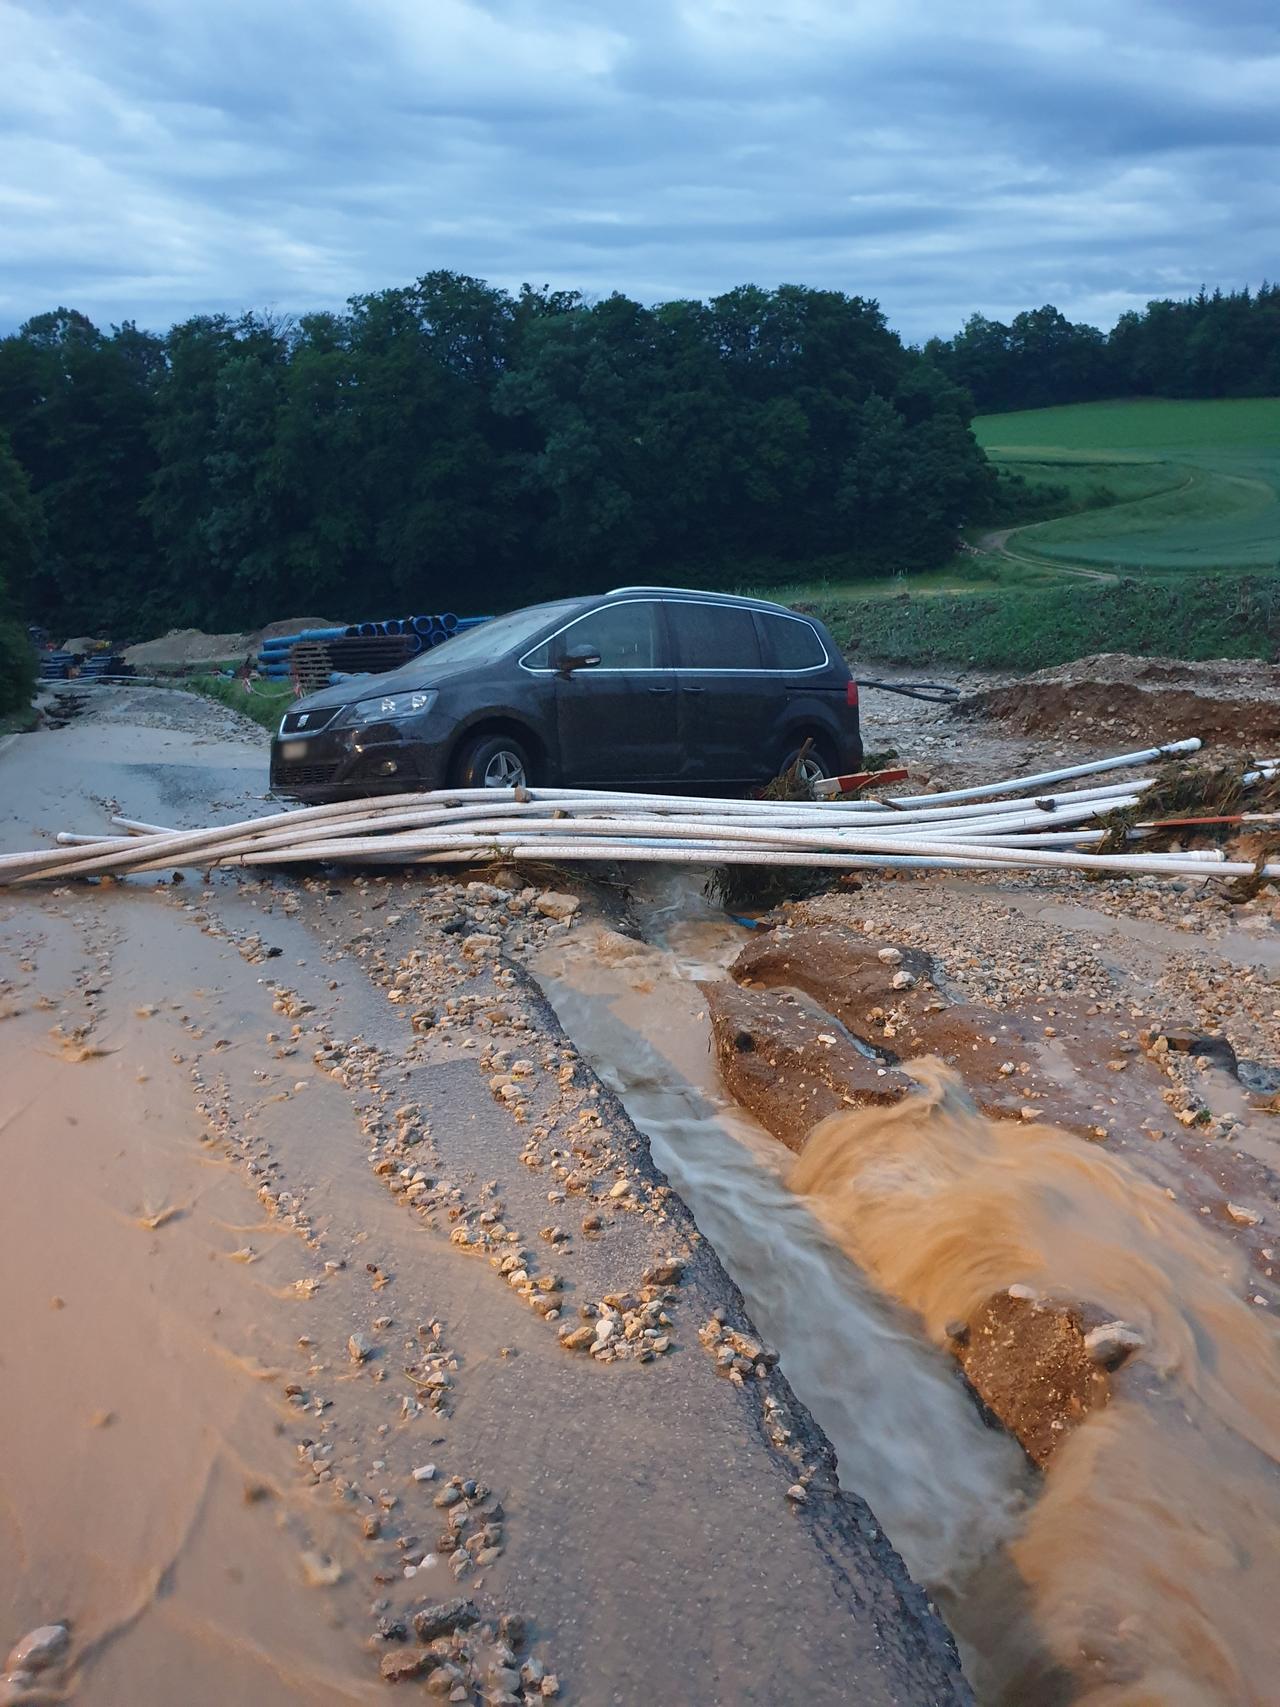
top-left (925, 284), bottom-right (1280, 415)
top-left (0, 278), bottom-right (992, 638)
top-left (0, 433), bottom-right (41, 711)
top-left (0, 276), bottom-right (1276, 647)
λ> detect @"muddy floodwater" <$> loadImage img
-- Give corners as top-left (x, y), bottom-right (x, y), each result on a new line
top-left (532, 874), bottom-right (1280, 1707)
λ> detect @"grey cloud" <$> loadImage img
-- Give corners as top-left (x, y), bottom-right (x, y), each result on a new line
top-left (0, 0), bottom-right (1275, 344)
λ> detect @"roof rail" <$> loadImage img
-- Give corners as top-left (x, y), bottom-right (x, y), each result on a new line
top-left (605, 585), bottom-right (700, 596)
top-left (605, 585), bottom-right (787, 608)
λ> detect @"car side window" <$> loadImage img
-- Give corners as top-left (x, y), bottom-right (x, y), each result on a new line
top-left (761, 612), bottom-right (826, 670)
top-left (555, 601), bottom-right (660, 669)
top-left (669, 602), bottom-right (762, 669)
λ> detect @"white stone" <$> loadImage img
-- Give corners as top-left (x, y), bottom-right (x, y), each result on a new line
top-left (535, 891), bottom-right (580, 921)
top-left (1083, 1321), bottom-right (1145, 1366)
top-left (466, 882), bottom-right (510, 903)
top-left (1226, 1203), bottom-right (1261, 1227)
top-left (5, 1626), bottom-right (69, 1674)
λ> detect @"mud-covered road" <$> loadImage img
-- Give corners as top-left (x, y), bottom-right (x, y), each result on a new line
top-left (0, 688), bottom-right (969, 1704)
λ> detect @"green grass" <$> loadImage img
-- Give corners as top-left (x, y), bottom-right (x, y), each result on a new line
top-left (189, 672), bottom-right (293, 732)
top-left (796, 574), bottom-right (1280, 672)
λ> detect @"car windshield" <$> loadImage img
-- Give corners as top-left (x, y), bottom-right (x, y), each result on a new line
top-left (423, 597), bottom-right (580, 655)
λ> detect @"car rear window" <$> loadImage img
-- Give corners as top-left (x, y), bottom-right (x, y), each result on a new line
top-left (669, 602), bottom-right (762, 669)
top-left (760, 612), bottom-right (826, 670)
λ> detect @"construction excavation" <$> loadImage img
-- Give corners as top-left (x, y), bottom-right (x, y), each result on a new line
top-left (1, 675), bottom-right (1277, 1707)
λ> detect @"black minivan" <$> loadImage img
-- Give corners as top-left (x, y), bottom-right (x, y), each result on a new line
top-left (269, 587), bottom-right (862, 800)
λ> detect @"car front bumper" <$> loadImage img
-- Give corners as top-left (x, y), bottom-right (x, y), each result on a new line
top-left (269, 719), bottom-right (450, 801)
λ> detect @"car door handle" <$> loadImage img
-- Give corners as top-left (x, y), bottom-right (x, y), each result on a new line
top-left (682, 685), bottom-right (706, 694)
top-left (648, 684), bottom-right (674, 695)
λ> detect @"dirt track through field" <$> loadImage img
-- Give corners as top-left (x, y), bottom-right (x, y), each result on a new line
top-left (976, 524), bottom-right (1116, 582)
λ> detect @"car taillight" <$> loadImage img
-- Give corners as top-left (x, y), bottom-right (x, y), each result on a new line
top-left (846, 680), bottom-right (859, 707)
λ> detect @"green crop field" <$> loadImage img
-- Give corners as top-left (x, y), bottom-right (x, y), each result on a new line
top-left (975, 397), bottom-right (1280, 574)
top-left (751, 398), bottom-right (1280, 669)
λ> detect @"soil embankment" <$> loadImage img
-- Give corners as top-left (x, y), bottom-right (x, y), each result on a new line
top-left (960, 653), bottom-right (1280, 747)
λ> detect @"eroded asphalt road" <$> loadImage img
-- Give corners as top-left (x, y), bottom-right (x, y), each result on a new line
top-left (0, 687), bottom-right (968, 1704)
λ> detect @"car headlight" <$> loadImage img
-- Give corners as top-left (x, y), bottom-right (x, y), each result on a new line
top-left (339, 689), bottom-right (437, 725)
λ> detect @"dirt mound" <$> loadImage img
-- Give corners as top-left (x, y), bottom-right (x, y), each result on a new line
top-left (953, 1292), bottom-right (1112, 1467)
top-left (725, 923), bottom-right (1126, 1137)
top-left (257, 615), bottom-right (346, 641)
top-left (703, 979), bottom-right (912, 1149)
top-left (123, 617), bottom-right (347, 669)
top-left (961, 653), bottom-right (1280, 748)
top-left (123, 628), bottom-right (254, 668)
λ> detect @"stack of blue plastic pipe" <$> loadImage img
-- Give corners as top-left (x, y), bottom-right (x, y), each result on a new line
top-left (255, 613), bottom-right (489, 679)
top-left (79, 654), bottom-right (130, 679)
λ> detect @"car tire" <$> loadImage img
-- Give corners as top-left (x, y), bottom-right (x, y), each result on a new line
top-left (778, 738), bottom-right (836, 785)
top-left (453, 732), bottom-right (533, 790)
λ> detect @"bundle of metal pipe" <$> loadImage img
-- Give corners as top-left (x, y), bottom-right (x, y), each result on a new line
top-left (5, 740), bottom-right (1278, 890)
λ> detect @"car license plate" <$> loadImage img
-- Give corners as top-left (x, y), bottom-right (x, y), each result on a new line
top-left (280, 740), bottom-right (309, 759)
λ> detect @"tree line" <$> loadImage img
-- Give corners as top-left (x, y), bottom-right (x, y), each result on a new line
top-left (925, 284), bottom-right (1280, 415)
top-left (0, 277), bottom-right (992, 640)
top-left (2, 275), bottom-right (1276, 649)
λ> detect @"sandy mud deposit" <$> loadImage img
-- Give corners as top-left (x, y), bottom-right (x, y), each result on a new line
top-left (0, 690), bottom-right (966, 1707)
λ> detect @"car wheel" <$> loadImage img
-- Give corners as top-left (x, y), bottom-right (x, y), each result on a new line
top-left (778, 739), bottom-right (835, 785)
top-left (453, 733), bottom-right (533, 790)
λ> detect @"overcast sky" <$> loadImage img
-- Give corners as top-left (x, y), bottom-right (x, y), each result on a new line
top-left (1, 0), bottom-right (1276, 344)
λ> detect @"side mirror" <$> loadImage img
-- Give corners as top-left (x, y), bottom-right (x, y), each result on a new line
top-left (557, 652), bottom-right (602, 677)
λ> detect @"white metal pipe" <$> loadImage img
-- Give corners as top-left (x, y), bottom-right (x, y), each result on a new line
top-left (10, 741), bottom-right (1274, 888)
top-left (902, 798), bottom-right (1141, 839)
top-left (371, 839), bottom-right (1268, 880)
top-left (868, 739), bottom-right (1202, 806)
top-left (14, 775), bottom-right (1264, 878)
top-left (13, 787), bottom-right (1149, 879)
top-left (10, 789), bottom-right (1261, 883)
top-left (57, 780), bottom-right (1164, 861)
top-left (219, 823), bottom-right (1276, 882)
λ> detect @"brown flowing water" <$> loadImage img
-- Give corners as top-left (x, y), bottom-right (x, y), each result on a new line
top-left (532, 876), bottom-right (1280, 1707)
